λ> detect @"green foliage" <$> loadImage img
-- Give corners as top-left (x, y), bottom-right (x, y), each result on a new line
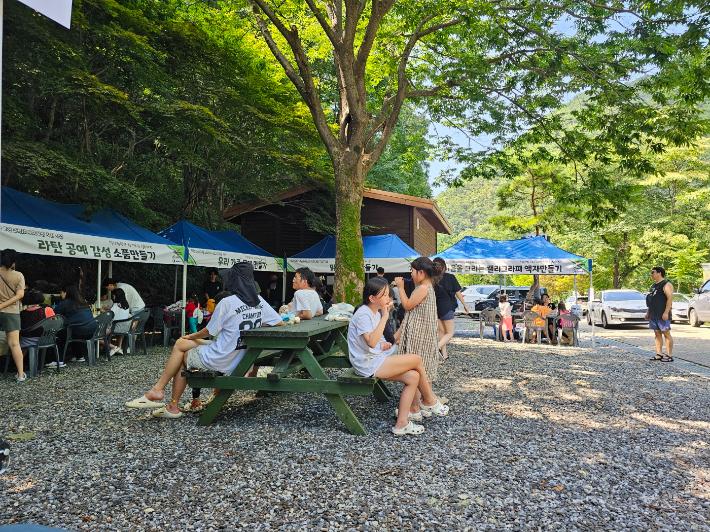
top-left (2, 0), bottom-right (330, 231)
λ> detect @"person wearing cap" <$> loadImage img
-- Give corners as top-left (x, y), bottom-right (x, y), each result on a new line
top-left (125, 262), bottom-right (284, 418)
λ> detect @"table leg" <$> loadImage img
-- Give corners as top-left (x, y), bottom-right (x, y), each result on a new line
top-left (372, 380), bottom-right (392, 402)
top-left (195, 347), bottom-right (263, 426)
top-left (295, 346), bottom-right (366, 435)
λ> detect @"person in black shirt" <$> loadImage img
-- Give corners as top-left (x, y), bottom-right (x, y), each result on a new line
top-left (202, 268), bottom-right (222, 304)
top-left (646, 266), bottom-right (674, 362)
top-left (433, 258), bottom-right (469, 359)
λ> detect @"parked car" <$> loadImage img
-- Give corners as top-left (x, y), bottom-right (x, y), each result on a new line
top-left (688, 279), bottom-right (710, 327)
top-left (457, 285), bottom-right (500, 312)
top-left (564, 295), bottom-right (587, 316)
top-left (671, 293), bottom-right (690, 322)
top-left (587, 289), bottom-right (648, 328)
top-left (473, 286), bottom-right (548, 312)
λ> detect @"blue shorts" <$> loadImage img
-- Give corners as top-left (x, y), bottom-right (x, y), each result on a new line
top-left (439, 310), bottom-right (455, 321)
top-left (649, 318), bottom-right (671, 331)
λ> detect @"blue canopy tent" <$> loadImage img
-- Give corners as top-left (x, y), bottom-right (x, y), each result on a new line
top-left (288, 234), bottom-right (419, 273)
top-left (433, 235), bottom-right (595, 343)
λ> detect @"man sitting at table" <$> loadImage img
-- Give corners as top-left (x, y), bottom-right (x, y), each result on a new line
top-left (125, 262), bottom-right (284, 419)
top-left (280, 267), bottom-right (323, 320)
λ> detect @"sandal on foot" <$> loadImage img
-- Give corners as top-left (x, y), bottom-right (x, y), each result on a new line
top-left (660, 356), bottom-right (674, 362)
top-left (152, 406), bottom-right (183, 419)
top-left (125, 395), bottom-right (165, 409)
top-left (420, 399), bottom-right (449, 416)
top-left (649, 354), bottom-right (664, 361)
top-left (392, 421), bottom-right (425, 436)
top-left (393, 409), bottom-right (423, 422)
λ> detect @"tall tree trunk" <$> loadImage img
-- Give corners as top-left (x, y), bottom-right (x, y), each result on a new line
top-left (333, 151), bottom-right (366, 304)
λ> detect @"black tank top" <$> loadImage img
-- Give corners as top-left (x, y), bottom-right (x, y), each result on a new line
top-left (647, 279), bottom-right (669, 319)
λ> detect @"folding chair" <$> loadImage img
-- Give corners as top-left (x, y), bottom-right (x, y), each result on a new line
top-left (4, 315), bottom-right (66, 378)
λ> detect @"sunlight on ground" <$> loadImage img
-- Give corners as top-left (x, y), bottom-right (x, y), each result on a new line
top-left (629, 413), bottom-right (710, 433)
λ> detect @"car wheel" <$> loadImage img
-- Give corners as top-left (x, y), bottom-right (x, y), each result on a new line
top-left (689, 308), bottom-right (701, 328)
top-left (587, 312), bottom-right (592, 325)
top-left (601, 312), bottom-right (609, 329)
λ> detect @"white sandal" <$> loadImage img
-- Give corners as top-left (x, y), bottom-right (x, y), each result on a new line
top-left (392, 421), bottom-right (425, 436)
top-left (393, 409), bottom-right (423, 422)
top-left (420, 399), bottom-right (449, 416)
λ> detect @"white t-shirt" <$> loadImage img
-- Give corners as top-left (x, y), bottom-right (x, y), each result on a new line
top-left (110, 303), bottom-right (131, 333)
top-left (117, 283), bottom-right (145, 313)
top-left (291, 289), bottom-right (323, 316)
top-left (347, 305), bottom-right (396, 377)
top-left (198, 294), bottom-right (281, 374)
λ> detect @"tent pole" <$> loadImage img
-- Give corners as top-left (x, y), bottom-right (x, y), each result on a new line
top-left (574, 275), bottom-right (578, 300)
top-left (590, 267), bottom-right (595, 347)
top-left (96, 259), bottom-right (102, 309)
top-left (173, 266), bottom-right (178, 302)
top-left (181, 262), bottom-right (187, 336)
top-left (282, 255), bottom-right (287, 308)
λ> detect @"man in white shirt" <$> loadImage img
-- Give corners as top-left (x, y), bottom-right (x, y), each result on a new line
top-left (103, 277), bottom-right (145, 315)
top-left (125, 262), bottom-right (283, 418)
top-left (281, 267), bottom-right (323, 320)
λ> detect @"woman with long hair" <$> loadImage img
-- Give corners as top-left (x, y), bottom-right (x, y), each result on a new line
top-left (54, 283), bottom-right (96, 362)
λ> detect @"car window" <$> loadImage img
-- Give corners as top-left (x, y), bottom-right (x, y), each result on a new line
top-left (604, 291), bottom-right (646, 301)
top-left (702, 280), bottom-right (710, 293)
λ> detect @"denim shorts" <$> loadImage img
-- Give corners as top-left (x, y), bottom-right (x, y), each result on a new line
top-left (439, 310), bottom-right (455, 321)
top-left (649, 318), bottom-right (671, 331)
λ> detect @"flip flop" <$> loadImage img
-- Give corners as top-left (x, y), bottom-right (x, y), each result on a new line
top-left (152, 407), bottom-right (183, 419)
top-left (125, 395), bottom-right (165, 409)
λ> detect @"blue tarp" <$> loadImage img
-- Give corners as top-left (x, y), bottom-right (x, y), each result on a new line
top-left (433, 236), bottom-right (590, 275)
top-left (87, 208), bottom-right (176, 246)
top-left (159, 221), bottom-right (282, 271)
top-left (289, 234), bottom-right (419, 273)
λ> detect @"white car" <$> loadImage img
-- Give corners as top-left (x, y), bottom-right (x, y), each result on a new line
top-left (564, 296), bottom-right (585, 317)
top-left (671, 293), bottom-right (690, 322)
top-left (587, 289), bottom-right (648, 328)
top-left (457, 285), bottom-right (499, 312)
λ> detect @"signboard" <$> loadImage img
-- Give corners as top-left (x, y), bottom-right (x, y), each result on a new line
top-left (442, 259), bottom-right (590, 276)
top-left (16, 0), bottom-right (73, 28)
top-left (287, 257), bottom-right (414, 274)
top-left (187, 247), bottom-right (283, 272)
top-left (1, 223), bottom-right (185, 265)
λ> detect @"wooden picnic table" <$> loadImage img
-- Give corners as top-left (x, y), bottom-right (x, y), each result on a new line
top-left (184, 316), bottom-right (392, 435)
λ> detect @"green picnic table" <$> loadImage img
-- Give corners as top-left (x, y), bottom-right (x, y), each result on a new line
top-left (184, 316), bottom-right (393, 434)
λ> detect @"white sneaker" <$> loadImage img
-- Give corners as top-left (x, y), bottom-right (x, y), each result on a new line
top-left (109, 346), bottom-right (120, 356)
top-left (45, 361), bottom-right (67, 368)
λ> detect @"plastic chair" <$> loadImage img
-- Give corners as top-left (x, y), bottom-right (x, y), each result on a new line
top-left (4, 315), bottom-right (66, 378)
top-left (109, 309), bottom-right (150, 358)
top-left (63, 311), bottom-right (114, 366)
top-left (521, 310), bottom-right (549, 344)
top-left (479, 308), bottom-right (502, 341)
top-left (151, 308), bottom-right (182, 347)
top-left (554, 312), bottom-right (581, 347)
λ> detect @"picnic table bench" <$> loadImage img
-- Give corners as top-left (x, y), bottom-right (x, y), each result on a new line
top-left (184, 316), bottom-right (392, 434)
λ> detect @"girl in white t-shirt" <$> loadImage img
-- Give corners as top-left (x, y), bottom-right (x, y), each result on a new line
top-left (108, 288), bottom-right (131, 355)
top-left (498, 294), bottom-right (514, 342)
top-left (347, 277), bottom-right (449, 436)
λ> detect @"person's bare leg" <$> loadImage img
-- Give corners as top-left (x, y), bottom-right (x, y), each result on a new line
top-left (654, 330), bottom-right (663, 356)
top-left (663, 331), bottom-right (673, 358)
top-left (144, 338), bottom-right (200, 403)
top-left (373, 365), bottom-right (419, 429)
top-left (375, 354), bottom-right (438, 414)
top-left (8, 330), bottom-right (24, 379)
top-left (438, 320), bottom-right (454, 359)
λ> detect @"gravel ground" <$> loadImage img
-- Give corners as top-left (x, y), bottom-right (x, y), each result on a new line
top-left (2, 321), bottom-right (710, 531)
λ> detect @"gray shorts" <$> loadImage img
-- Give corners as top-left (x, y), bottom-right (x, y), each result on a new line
top-left (186, 340), bottom-right (211, 371)
top-left (0, 312), bottom-right (21, 333)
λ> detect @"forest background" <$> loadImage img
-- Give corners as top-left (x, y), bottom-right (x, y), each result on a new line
top-left (2, 0), bottom-right (709, 302)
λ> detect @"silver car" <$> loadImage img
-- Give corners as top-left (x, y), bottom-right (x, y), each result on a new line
top-left (671, 293), bottom-right (690, 322)
top-left (688, 279), bottom-right (710, 327)
top-left (587, 289), bottom-right (648, 328)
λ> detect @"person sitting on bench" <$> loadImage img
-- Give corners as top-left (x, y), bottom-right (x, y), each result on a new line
top-left (125, 262), bottom-right (284, 419)
top-left (280, 267), bottom-right (323, 320)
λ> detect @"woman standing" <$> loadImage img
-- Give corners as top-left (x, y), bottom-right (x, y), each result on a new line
top-left (432, 257), bottom-right (469, 360)
top-left (0, 249), bottom-right (26, 381)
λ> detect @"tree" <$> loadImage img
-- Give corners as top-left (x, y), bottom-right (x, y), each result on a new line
top-left (237, 0), bottom-right (709, 302)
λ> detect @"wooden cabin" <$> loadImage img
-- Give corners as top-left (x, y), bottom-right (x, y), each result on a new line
top-left (222, 186), bottom-right (452, 258)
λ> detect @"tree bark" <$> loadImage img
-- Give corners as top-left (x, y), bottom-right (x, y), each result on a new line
top-left (333, 150), bottom-right (366, 303)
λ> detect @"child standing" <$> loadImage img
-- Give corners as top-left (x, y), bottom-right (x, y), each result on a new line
top-left (185, 293), bottom-right (201, 334)
top-left (348, 277), bottom-right (448, 436)
top-left (108, 288), bottom-right (131, 355)
top-left (499, 293), bottom-right (514, 342)
top-left (394, 257), bottom-right (447, 418)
